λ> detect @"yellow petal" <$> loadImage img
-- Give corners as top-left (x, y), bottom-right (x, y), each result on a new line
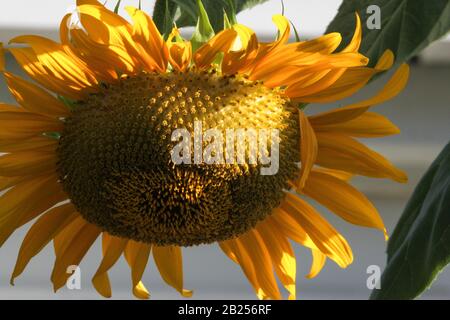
top-left (272, 14), bottom-right (290, 46)
top-left (194, 29), bottom-right (237, 69)
top-left (10, 203), bottom-right (78, 284)
top-left (295, 50), bottom-right (394, 103)
top-left (309, 63), bottom-right (409, 125)
top-left (125, 6), bottom-right (168, 72)
top-left (10, 35), bottom-right (97, 89)
top-left (301, 170), bottom-right (386, 233)
top-left (133, 281), bottom-right (150, 299)
top-left (0, 174), bottom-right (66, 246)
top-left (256, 221), bottom-right (296, 299)
top-left (256, 32), bottom-right (342, 72)
top-left (312, 167), bottom-right (353, 181)
top-left (341, 13), bottom-right (362, 53)
top-left (269, 209), bottom-right (317, 250)
top-left (238, 231), bottom-right (282, 299)
top-left (284, 68), bottom-right (346, 99)
top-left (0, 176), bottom-right (27, 192)
top-left (124, 240), bottom-right (151, 299)
top-left (0, 149), bottom-right (57, 177)
top-left (218, 241), bottom-right (238, 264)
top-left (315, 132), bottom-right (408, 183)
top-left (297, 111), bottom-right (317, 190)
top-left (70, 27), bottom-right (134, 75)
top-left (281, 193), bottom-right (353, 268)
top-left (167, 28), bottom-right (192, 72)
top-left (92, 233), bottom-right (128, 298)
top-left (169, 42), bottom-right (192, 72)
top-left (3, 72), bottom-right (70, 118)
top-left (219, 239), bottom-right (269, 300)
top-left (59, 14), bottom-right (118, 83)
top-left (51, 217), bottom-right (100, 291)
top-left (306, 249), bottom-right (326, 279)
top-left (77, 2), bottom-right (142, 72)
top-left (222, 24), bottom-right (258, 74)
top-left (8, 47), bottom-right (83, 100)
top-left (0, 135), bottom-right (57, 153)
top-left (314, 112), bottom-right (400, 137)
top-left (153, 246), bottom-right (193, 297)
top-left (0, 110), bottom-right (63, 141)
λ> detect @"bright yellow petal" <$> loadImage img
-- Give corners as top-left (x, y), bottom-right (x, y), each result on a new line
top-left (281, 193), bottom-right (353, 268)
top-left (51, 216), bottom-right (100, 291)
top-left (297, 111), bottom-right (317, 190)
top-left (295, 50), bottom-right (394, 103)
top-left (272, 14), bottom-right (290, 46)
top-left (256, 221), bottom-right (296, 299)
top-left (3, 72), bottom-right (70, 118)
top-left (269, 209), bottom-right (317, 250)
top-left (124, 240), bottom-right (151, 299)
top-left (238, 230), bottom-right (282, 300)
top-left (10, 35), bottom-right (97, 89)
top-left (306, 249), bottom-right (326, 279)
top-left (219, 239), bottom-right (269, 300)
top-left (59, 13), bottom-right (117, 83)
top-left (125, 6), bottom-right (168, 72)
top-left (314, 112), bottom-right (400, 138)
top-left (312, 167), bottom-right (353, 181)
top-left (77, 1), bottom-right (144, 72)
top-left (69, 26), bottom-right (133, 76)
top-left (301, 170), bottom-right (386, 234)
top-left (222, 24), bottom-right (258, 74)
top-left (315, 132), bottom-right (408, 182)
top-left (10, 203), bottom-right (78, 284)
top-left (218, 240), bottom-right (238, 263)
top-left (8, 47), bottom-right (84, 100)
top-left (341, 13), bottom-right (362, 53)
top-left (153, 246), bottom-right (193, 297)
top-left (167, 28), bottom-right (192, 72)
top-left (194, 29), bottom-right (237, 69)
top-left (92, 233), bottom-right (128, 298)
top-left (251, 32), bottom-right (342, 79)
top-left (309, 63), bottom-right (410, 125)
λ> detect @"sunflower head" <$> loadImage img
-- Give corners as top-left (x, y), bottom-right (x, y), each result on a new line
top-left (0, 0), bottom-right (409, 300)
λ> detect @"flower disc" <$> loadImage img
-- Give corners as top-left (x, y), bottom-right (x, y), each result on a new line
top-left (57, 70), bottom-right (300, 246)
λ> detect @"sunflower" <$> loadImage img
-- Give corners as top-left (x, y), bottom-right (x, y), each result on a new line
top-left (0, 0), bottom-right (409, 300)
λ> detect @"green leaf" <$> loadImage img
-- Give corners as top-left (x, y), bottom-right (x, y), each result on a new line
top-left (234, 0), bottom-right (270, 12)
top-left (169, 0), bottom-right (270, 32)
top-left (153, 0), bottom-right (178, 36)
top-left (371, 142), bottom-right (450, 300)
top-left (190, 0), bottom-right (215, 52)
top-left (326, 0), bottom-right (450, 67)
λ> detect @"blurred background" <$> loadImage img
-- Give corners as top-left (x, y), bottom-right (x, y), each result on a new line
top-left (0, 0), bottom-right (449, 300)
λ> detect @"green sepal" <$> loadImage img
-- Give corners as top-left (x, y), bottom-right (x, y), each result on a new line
top-left (190, 0), bottom-right (215, 52)
top-left (114, 0), bottom-right (121, 14)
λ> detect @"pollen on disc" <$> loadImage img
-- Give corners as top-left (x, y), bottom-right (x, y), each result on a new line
top-left (57, 69), bottom-right (301, 246)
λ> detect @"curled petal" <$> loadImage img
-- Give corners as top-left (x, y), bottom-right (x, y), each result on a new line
top-left (194, 29), bottom-right (237, 69)
top-left (153, 246), bottom-right (193, 297)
